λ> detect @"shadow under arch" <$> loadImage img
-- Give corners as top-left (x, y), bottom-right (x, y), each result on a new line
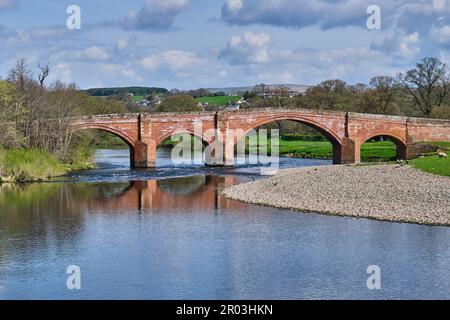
top-left (360, 133), bottom-right (407, 161)
top-left (156, 130), bottom-right (216, 166)
top-left (71, 124), bottom-right (136, 166)
top-left (233, 116), bottom-right (343, 164)
top-left (156, 129), bottom-right (213, 149)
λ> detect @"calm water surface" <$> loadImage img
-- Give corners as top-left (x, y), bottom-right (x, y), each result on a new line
top-left (0, 149), bottom-right (450, 299)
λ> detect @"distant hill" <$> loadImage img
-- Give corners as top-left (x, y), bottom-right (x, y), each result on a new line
top-left (85, 87), bottom-right (168, 97)
top-left (206, 84), bottom-right (312, 95)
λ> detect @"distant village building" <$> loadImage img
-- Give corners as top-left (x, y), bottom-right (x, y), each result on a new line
top-left (138, 99), bottom-right (150, 107)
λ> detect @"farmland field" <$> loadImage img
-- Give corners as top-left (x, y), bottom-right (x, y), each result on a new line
top-left (132, 95), bottom-right (146, 102)
top-left (196, 96), bottom-right (241, 106)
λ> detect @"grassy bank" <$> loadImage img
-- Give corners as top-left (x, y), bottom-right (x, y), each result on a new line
top-left (249, 139), bottom-right (398, 162)
top-left (410, 142), bottom-right (450, 177)
top-left (0, 149), bottom-right (67, 182)
top-left (161, 136), bottom-right (398, 161)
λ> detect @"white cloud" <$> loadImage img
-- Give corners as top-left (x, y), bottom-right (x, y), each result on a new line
top-left (81, 46), bottom-right (109, 61)
top-left (115, 36), bottom-right (138, 51)
top-left (122, 0), bottom-right (189, 30)
top-left (221, 0), bottom-right (373, 29)
top-left (140, 50), bottom-right (199, 70)
top-left (371, 31), bottom-right (420, 60)
top-left (431, 25), bottom-right (450, 46)
top-left (220, 0), bottom-right (450, 57)
top-left (219, 31), bottom-right (271, 65)
top-left (48, 63), bottom-right (72, 84)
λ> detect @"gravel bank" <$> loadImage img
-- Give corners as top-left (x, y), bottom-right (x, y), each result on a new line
top-left (223, 165), bottom-right (450, 226)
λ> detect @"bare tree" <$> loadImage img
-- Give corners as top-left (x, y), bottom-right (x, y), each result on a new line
top-left (38, 63), bottom-right (50, 87)
top-left (367, 76), bottom-right (397, 114)
top-left (398, 57), bottom-right (450, 116)
top-left (7, 58), bottom-right (31, 93)
top-left (273, 85), bottom-right (291, 109)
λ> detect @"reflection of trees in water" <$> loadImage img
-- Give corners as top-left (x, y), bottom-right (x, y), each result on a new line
top-left (157, 176), bottom-right (207, 195)
top-left (92, 182), bottom-right (133, 200)
top-left (0, 176), bottom-right (239, 271)
top-left (0, 182), bottom-right (129, 269)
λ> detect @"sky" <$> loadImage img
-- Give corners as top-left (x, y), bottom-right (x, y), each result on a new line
top-left (0, 0), bottom-right (449, 90)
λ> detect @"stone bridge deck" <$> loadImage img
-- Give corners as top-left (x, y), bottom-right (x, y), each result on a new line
top-left (69, 108), bottom-right (450, 167)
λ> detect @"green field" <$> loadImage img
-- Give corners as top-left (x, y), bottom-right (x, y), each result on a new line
top-left (248, 139), bottom-right (397, 162)
top-left (132, 95), bottom-right (145, 102)
top-left (411, 142), bottom-right (450, 176)
top-left (196, 96), bottom-right (241, 106)
top-left (411, 156), bottom-right (450, 176)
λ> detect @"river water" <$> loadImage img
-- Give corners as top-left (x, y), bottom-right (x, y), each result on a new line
top-left (0, 149), bottom-right (450, 299)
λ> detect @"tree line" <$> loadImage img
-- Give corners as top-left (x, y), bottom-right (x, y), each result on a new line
top-left (242, 57), bottom-right (450, 119)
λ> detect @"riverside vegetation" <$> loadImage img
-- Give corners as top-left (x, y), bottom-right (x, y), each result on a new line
top-left (0, 59), bottom-right (128, 182)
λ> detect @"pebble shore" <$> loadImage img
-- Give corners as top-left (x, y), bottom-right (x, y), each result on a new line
top-left (223, 164), bottom-right (450, 226)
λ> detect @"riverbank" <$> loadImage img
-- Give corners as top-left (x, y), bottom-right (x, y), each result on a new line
top-left (223, 164), bottom-right (450, 226)
top-left (162, 137), bottom-right (399, 161)
top-left (0, 149), bottom-right (67, 182)
top-left (0, 148), bottom-right (95, 182)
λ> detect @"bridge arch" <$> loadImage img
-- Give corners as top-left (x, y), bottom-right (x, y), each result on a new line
top-left (236, 115), bottom-right (342, 145)
top-left (71, 124), bottom-right (137, 166)
top-left (359, 132), bottom-right (407, 161)
top-left (229, 115), bottom-right (344, 164)
top-left (156, 129), bottom-right (214, 148)
top-left (72, 124), bottom-right (136, 148)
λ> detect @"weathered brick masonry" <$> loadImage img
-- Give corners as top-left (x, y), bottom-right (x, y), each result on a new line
top-left (70, 108), bottom-right (450, 167)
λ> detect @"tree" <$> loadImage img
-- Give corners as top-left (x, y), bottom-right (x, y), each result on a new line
top-left (0, 81), bottom-right (25, 148)
top-left (156, 95), bottom-right (202, 112)
top-left (398, 57), bottom-right (450, 116)
top-left (7, 58), bottom-right (32, 93)
top-left (303, 79), bottom-right (348, 110)
top-left (243, 91), bottom-right (252, 100)
top-left (38, 63), bottom-right (50, 87)
top-left (273, 85), bottom-right (292, 109)
top-left (366, 76), bottom-right (397, 114)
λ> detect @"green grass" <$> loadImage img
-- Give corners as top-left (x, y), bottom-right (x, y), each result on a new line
top-left (0, 149), bottom-right (67, 182)
top-left (277, 140), bottom-right (333, 159)
top-left (196, 96), bottom-right (241, 106)
top-left (426, 141), bottom-right (450, 150)
top-left (132, 95), bottom-right (146, 102)
top-left (411, 156), bottom-right (450, 176)
top-left (410, 142), bottom-right (450, 176)
top-left (247, 139), bottom-right (398, 162)
top-left (360, 141), bottom-right (397, 161)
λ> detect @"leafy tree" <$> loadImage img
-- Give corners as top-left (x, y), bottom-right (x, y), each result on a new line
top-left (398, 57), bottom-right (450, 116)
top-left (303, 79), bottom-right (349, 110)
top-left (0, 81), bottom-right (25, 148)
top-left (156, 95), bottom-right (202, 112)
top-left (364, 76), bottom-right (397, 115)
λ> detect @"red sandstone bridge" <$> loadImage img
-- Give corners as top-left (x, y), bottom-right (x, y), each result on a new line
top-left (70, 108), bottom-right (450, 167)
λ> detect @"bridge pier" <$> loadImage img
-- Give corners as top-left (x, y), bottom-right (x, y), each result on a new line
top-left (132, 140), bottom-right (156, 168)
top-left (333, 138), bottom-right (356, 164)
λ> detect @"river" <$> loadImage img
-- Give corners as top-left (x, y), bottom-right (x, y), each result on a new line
top-left (0, 149), bottom-right (450, 299)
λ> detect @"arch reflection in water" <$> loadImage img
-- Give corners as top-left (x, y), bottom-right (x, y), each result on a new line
top-left (84, 175), bottom-right (241, 213)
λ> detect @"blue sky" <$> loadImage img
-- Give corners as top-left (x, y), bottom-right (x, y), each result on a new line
top-left (0, 0), bottom-right (449, 89)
